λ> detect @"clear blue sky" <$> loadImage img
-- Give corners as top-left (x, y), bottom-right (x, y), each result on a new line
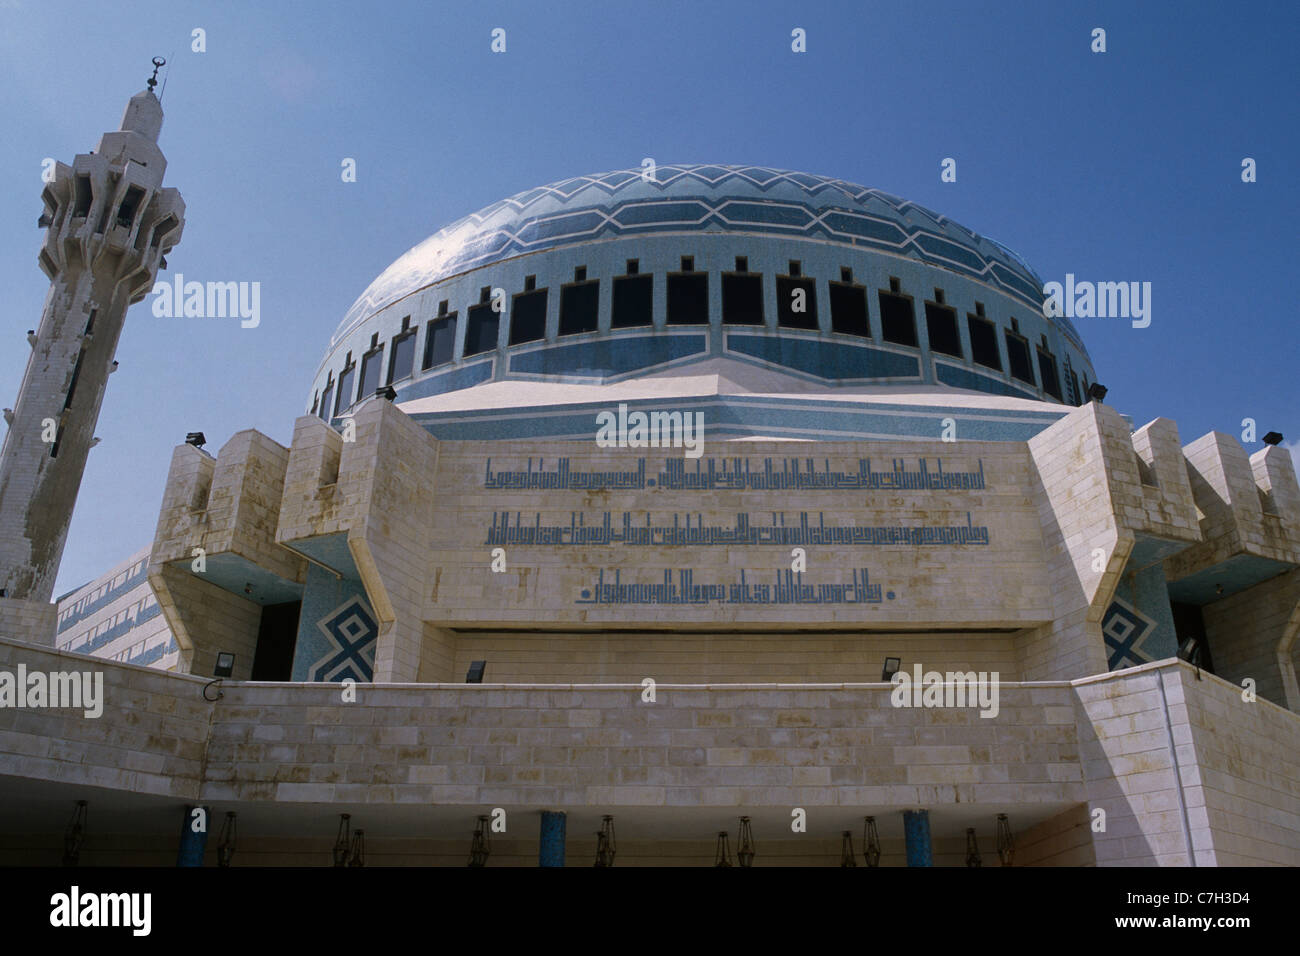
top-left (1, 0), bottom-right (1296, 596)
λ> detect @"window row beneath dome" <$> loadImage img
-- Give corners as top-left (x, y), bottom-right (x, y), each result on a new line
top-left (313, 257), bottom-right (1090, 418)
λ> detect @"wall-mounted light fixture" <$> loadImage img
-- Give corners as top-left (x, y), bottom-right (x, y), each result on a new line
top-left (62, 800), bottom-right (88, 867)
top-left (347, 829), bottom-right (365, 868)
top-left (965, 827), bottom-right (982, 867)
top-left (214, 652), bottom-right (235, 678)
top-left (217, 812), bottom-right (237, 868)
top-left (737, 816), bottom-right (755, 868)
top-left (995, 814), bottom-right (1014, 867)
top-left (840, 830), bottom-right (857, 867)
top-left (594, 815), bottom-right (616, 868)
top-left (881, 657), bottom-right (901, 682)
top-left (1179, 637), bottom-right (1204, 680)
top-left (714, 831), bottom-right (732, 868)
top-left (468, 815), bottom-right (490, 867)
top-left (332, 813), bottom-right (351, 867)
top-left (862, 816), bottom-right (881, 867)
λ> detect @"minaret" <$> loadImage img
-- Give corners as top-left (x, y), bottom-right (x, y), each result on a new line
top-left (0, 61), bottom-right (185, 618)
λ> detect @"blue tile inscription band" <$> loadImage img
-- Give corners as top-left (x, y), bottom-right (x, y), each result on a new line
top-left (484, 456), bottom-right (987, 492)
top-left (576, 568), bottom-right (890, 605)
top-left (487, 510), bottom-right (990, 547)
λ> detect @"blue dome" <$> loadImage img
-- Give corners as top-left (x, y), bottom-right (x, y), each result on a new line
top-left (332, 164), bottom-right (1085, 358)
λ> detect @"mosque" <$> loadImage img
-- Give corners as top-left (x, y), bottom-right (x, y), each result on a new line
top-left (0, 78), bottom-right (1297, 867)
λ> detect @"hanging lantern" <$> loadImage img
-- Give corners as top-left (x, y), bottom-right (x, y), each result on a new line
top-left (216, 812), bottom-right (237, 868)
top-left (862, 816), bottom-right (881, 868)
top-left (594, 815), bottom-right (617, 868)
top-left (996, 814), bottom-right (1014, 867)
top-left (62, 800), bottom-right (88, 867)
top-left (736, 816), bottom-right (755, 868)
top-left (840, 830), bottom-right (857, 867)
top-left (332, 813), bottom-right (351, 867)
top-left (348, 829), bottom-right (366, 868)
top-left (965, 827), bottom-right (982, 868)
top-left (714, 830), bottom-right (733, 867)
top-left (468, 815), bottom-right (490, 868)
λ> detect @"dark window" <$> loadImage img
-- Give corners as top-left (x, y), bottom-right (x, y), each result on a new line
top-left (251, 602), bottom-right (301, 681)
top-left (840, 267), bottom-right (853, 283)
top-left (311, 392), bottom-right (319, 415)
top-left (116, 185), bottom-right (145, 229)
top-left (1004, 330), bottom-right (1035, 385)
top-left (722, 270), bottom-right (763, 325)
top-left (574, 265), bottom-right (587, 282)
top-left (878, 289), bottom-right (917, 347)
top-left (967, 314), bottom-right (1001, 370)
top-left (734, 256), bottom-right (748, 272)
top-left (1037, 347), bottom-right (1063, 400)
top-left (612, 274), bottom-right (653, 328)
top-left (73, 176), bottom-right (92, 217)
top-left (789, 260), bottom-right (802, 277)
top-left (319, 379), bottom-right (334, 420)
top-left (559, 277), bottom-right (599, 336)
top-left (776, 275), bottom-right (817, 329)
top-left (150, 214), bottom-right (176, 249)
top-left (524, 274), bottom-right (537, 292)
top-left (829, 281), bottom-right (869, 337)
top-left (464, 303), bottom-right (499, 356)
top-left (509, 288), bottom-right (548, 345)
top-left (84, 310), bottom-right (97, 336)
top-left (335, 362), bottom-right (355, 415)
top-left (667, 271), bottom-right (709, 325)
top-left (63, 349), bottom-right (86, 410)
top-left (680, 256), bottom-right (694, 272)
top-left (1171, 603), bottom-right (1215, 674)
top-left (626, 259), bottom-right (639, 275)
top-left (388, 328), bottom-right (416, 383)
top-left (1069, 369), bottom-right (1082, 406)
top-left (924, 301), bottom-right (962, 358)
top-left (359, 345), bottom-right (383, 399)
top-left (424, 313), bottom-right (458, 368)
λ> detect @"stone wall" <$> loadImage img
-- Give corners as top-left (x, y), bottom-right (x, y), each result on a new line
top-left (1, 638), bottom-right (1296, 866)
top-left (449, 629), bottom-right (1021, 684)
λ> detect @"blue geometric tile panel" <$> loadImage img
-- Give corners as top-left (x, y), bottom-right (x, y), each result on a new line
top-left (308, 596), bottom-right (378, 683)
top-left (1103, 596), bottom-right (1160, 670)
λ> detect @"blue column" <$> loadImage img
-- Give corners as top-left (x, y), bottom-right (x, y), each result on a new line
top-left (538, 811), bottom-right (566, 868)
top-left (177, 805), bottom-right (210, 867)
top-left (903, 810), bottom-right (932, 867)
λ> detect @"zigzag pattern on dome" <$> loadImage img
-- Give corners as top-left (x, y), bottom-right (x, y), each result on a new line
top-left (331, 164), bottom-right (1083, 355)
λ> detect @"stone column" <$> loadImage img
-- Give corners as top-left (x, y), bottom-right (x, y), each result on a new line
top-left (539, 811), bottom-right (566, 868)
top-left (903, 809), bottom-right (932, 867)
top-left (176, 805), bottom-right (209, 867)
